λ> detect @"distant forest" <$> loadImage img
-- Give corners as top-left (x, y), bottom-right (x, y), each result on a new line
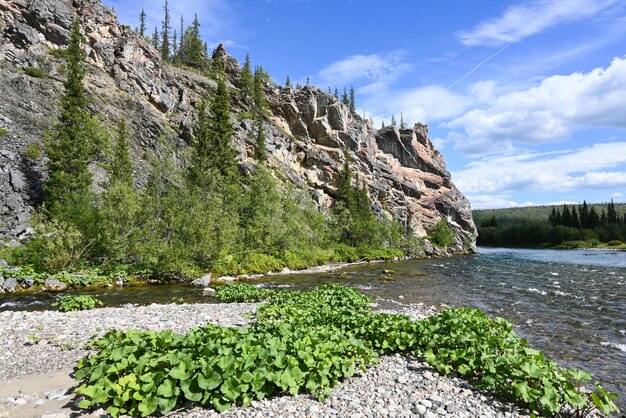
top-left (473, 201), bottom-right (626, 248)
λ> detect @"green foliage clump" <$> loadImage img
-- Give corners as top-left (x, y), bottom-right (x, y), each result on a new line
top-left (23, 66), bottom-right (46, 78)
top-left (414, 309), bottom-right (618, 417)
top-left (54, 295), bottom-right (102, 312)
top-left (75, 296), bottom-right (375, 415)
top-left (75, 285), bottom-right (618, 417)
top-left (331, 154), bottom-right (403, 254)
top-left (215, 283), bottom-right (273, 302)
top-left (429, 220), bottom-right (455, 248)
top-left (24, 142), bottom-right (43, 160)
top-left (22, 216), bottom-right (89, 273)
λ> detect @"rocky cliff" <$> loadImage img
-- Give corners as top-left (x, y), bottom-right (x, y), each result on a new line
top-left (0, 0), bottom-right (476, 254)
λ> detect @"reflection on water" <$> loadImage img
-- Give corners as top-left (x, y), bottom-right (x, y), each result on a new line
top-left (1, 247), bottom-right (625, 408)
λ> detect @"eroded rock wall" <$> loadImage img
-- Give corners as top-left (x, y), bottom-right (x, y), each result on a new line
top-left (0, 0), bottom-right (476, 253)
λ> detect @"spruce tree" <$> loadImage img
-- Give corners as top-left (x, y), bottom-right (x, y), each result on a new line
top-left (549, 207), bottom-right (558, 225)
top-left (342, 87), bottom-right (349, 106)
top-left (607, 199), bottom-right (617, 224)
top-left (334, 86), bottom-right (339, 98)
top-left (110, 118), bottom-right (134, 186)
top-left (285, 75), bottom-right (291, 88)
top-left (240, 54), bottom-right (253, 98)
top-left (179, 15), bottom-right (184, 52)
top-left (562, 205), bottom-right (572, 227)
top-left (180, 15), bottom-right (204, 67)
top-left (349, 86), bottom-right (355, 114)
top-left (139, 6), bottom-right (146, 37)
top-left (151, 26), bottom-right (159, 49)
top-left (381, 120), bottom-right (385, 129)
top-left (160, 0), bottom-right (171, 60)
top-left (391, 115), bottom-right (396, 126)
top-left (208, 67), bottom-right (237, 178)
top-left (588, 207), bottom-right (600, 228)
top-left (171, 30), bottom-right (178, 61)
top-left (578, 200), bottom-right (589, 228)
top-left (571, 206), bottom-right (580, 229)
top-left (254, 116), bottom-right (266, 161)
top-left (188, 100), bottom-right (211, 187)
top-left (336, 154), bottom-right (354, 209)
top-left (44, 18), bottom-right (93, 214)
top-left (400, 112), bottom-right (407, 129)
top-left (253, 67), bottom-right (266, 113)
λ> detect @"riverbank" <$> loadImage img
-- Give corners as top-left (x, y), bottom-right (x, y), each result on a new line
top-left (0, 256), bottom-right (419, 297)
top-left (0, 300), bottom-right (533, 418)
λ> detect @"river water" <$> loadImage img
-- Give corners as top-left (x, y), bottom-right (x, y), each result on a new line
top-left (2, 247), bottom-right (625, 409)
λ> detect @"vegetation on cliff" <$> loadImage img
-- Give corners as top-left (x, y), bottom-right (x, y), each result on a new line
top-left (3, 19), bottom-right (439, 284)
top-left (474, 201), bottom-right (626, 248)
top-left (74, 284), bottom-right (618, 417)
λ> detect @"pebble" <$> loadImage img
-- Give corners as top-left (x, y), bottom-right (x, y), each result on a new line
top-left (46, 389), bottom-right (67, 400)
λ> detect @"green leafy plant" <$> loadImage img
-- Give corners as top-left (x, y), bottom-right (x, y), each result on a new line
top-left (215, 283), bottom-right (273, 302)
top-left (0, 127), bottom-right (7, 137)
top-left (74, 285), bottom-right (618, 417)
top-left (54, 295), bottom-right (103, 312)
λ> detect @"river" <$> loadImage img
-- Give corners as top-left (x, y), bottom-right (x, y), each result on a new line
top-left (1, 247), bottom-right (625, 409)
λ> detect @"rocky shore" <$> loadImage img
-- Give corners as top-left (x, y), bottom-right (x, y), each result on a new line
top-left (0, 301), bottom-right (532, 418)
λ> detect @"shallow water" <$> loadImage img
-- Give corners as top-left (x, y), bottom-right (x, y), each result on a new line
top-left (2, 247), bottom-right (625, 409)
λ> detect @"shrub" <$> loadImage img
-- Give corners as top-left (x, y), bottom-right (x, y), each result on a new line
top-left (606, 240), bottom-right (623, 247)
top-left (54, 295), bottom-right (102, 312)
top-left (24, 142), bottom-right (43, 160)
top-left (23, 66), bottom-right (46, 78)
top-left (238, 253), bottom-right (282, 274)
top-left (0, 127), bottom-right (7, 137)
top-left (429, 220), bottom-right (455, 248)
top-left (21, 216), bottom-right (90, 273)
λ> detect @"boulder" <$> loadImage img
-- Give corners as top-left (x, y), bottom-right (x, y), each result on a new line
top-left (44, 277), bottom-right (67, 291)
top-left (3, 277), bottom-right (19, 292)
top-left (190, 273), bottom-right (212, 287)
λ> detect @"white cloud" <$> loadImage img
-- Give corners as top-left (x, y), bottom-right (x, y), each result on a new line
top-left (459, 0), bottom-right (618, 46)
top-left (316, 51), bottom-right (411, 89)
top-left (317, 51), bottom-right (472, 125)
top-left (468, 195), bottom-right (538, 210)
top-left (453, 142), bottom-right (626, 197)
top-left (445, 56), bottom-right (626, 155)
top-left (363, 86), bottom-right (473, 126)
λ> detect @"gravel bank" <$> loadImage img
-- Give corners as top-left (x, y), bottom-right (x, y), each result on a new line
top-left (0, 301), bottom-right (533, 418)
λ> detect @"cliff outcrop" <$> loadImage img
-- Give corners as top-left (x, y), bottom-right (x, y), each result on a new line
top-left (0, 0), bottom-right (476, 254)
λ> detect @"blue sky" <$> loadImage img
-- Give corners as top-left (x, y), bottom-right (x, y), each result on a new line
top-left (104, 0), bottom-right (626, 209)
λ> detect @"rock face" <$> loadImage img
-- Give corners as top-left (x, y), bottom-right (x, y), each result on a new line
top-left (0, 0), bottom-right (477, 253)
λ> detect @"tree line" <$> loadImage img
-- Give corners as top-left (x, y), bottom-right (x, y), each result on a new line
top-left (7, 19), bottom-right (445, 279)
top-left (476, 201), bottom-right (626, 248)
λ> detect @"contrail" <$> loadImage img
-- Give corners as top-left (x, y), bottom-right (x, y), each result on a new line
top-left (449, 42), bottom-right (514, 89)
